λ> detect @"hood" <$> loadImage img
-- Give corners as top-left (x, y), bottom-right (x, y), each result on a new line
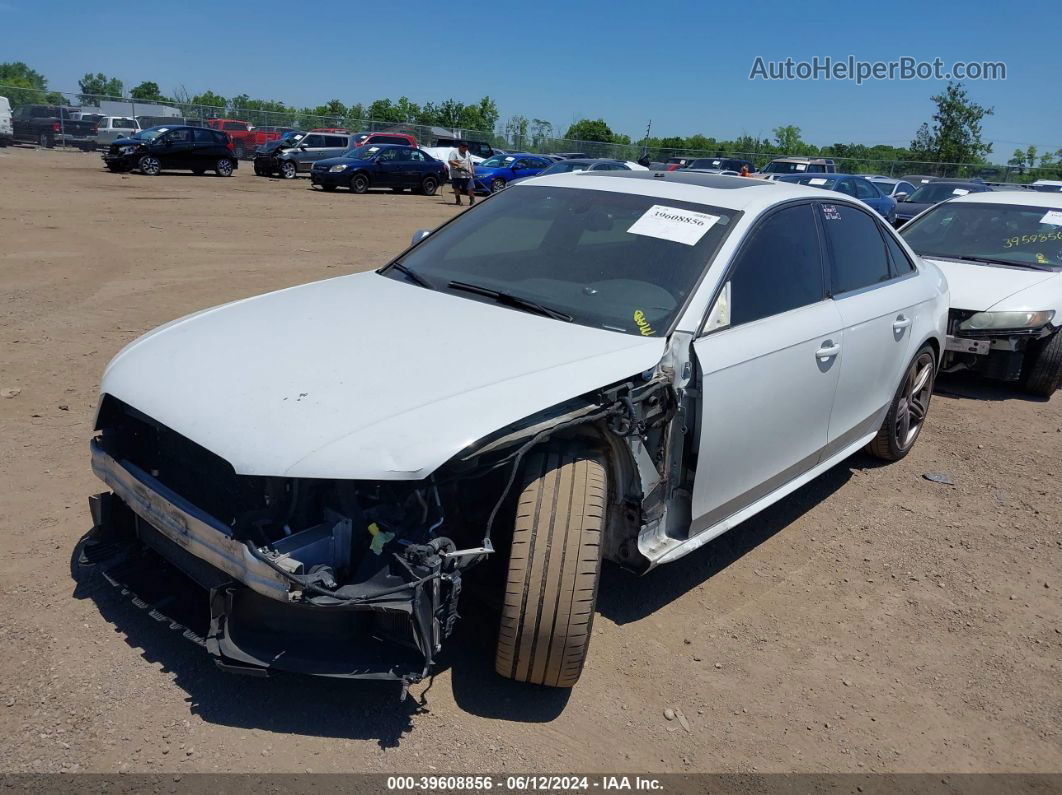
top-left (921, 257), bottom-right (1060, 312)
top-left (313, 155), bottom-right (359, 168)
top-left (100, 272), bottom-right (665, 480)
top-left (258, 139), bottom-right (297, 155)
top-left (111, 135), bottom-right (144, 147)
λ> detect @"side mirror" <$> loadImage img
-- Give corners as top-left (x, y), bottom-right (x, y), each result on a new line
top-left (411, 229), bottom-right (431, 246)
top-left (895, 192), bottom-right (908, 202)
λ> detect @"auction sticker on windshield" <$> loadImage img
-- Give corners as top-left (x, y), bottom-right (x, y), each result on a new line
top-left (627, 205), bottom-right (721, 245)
top-left (809, 178), bottom-right (828, 185)
top-left (1040, 210), bottom-right (1062, 226)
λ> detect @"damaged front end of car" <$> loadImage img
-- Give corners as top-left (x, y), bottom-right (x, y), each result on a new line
top-left (84, 396), bottom-right (489, 689)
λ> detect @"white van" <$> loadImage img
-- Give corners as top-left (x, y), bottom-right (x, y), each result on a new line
top-left (0, 96), bottom-right (13, 146)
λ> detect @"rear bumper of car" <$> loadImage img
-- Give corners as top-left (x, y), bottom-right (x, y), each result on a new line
top-left (84, 442), bottom-right (459, 683)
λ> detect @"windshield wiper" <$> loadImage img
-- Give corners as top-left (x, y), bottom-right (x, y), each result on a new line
top-left (386, 262), bottom-right (434, 289)
top-left (951, 254), bottom-right (1053, 271)
top-left (447, 280), bottom-right (573, 322)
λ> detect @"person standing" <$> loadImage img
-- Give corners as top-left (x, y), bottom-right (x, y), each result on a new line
top-left (448, 141), bottom-right (476, 206)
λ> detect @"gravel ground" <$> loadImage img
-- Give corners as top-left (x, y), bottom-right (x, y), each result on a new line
top-left (0, 145), bottom-right (1059, 775)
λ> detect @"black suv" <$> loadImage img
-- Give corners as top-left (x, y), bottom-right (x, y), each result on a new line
top-left (102, 125), bottom-right (238, 177)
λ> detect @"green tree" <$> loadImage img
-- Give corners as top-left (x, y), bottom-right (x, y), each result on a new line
top-left (505, 114), bottom-right (530, 148)
top-left (908, 82), bottom-right (994, 166)
top-left (564, 118), bottom-right (615, 143)
top-left (0, 61), bottom-right (58, 107)
top-left (129, 81), bottom-right (169, 102)
top-left (773, 124), bottom-right (811, 154)
top-left (77, 72), bottom-right (124, 104)
top-left (530, 118), bottom-right (554, 150)
top-left (191, 90), bottom-right (227, 113)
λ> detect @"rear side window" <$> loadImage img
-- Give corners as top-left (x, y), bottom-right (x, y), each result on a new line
top-left (324, 136), bottom-right (346, 147)
top-left (882, 229), bottom-right (915, 275)
top-left (192, 128), bottom-right (214, 143)
top-left (726, 203), bottom-right (825, 326)
top-left (854, 179), bottom-right (879, 199)
top-left (114, 118), bottom-right (136, 128)
top-left (822, 204), bottom-right (892, 293)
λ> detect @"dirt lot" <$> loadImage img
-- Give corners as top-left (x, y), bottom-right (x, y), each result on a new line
top-left (0, 145), bottom-right (1059, 775)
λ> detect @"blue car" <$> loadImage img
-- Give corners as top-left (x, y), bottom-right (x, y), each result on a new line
top-left (777, 173), bottom-right (897, 223)
top-left (474, 152), bottom-right (554, 193)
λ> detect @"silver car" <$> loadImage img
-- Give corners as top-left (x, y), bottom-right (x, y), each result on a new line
top-left (274, 132), bottom-right (353, 179)
top-left (93, 116), bottom-right (141, 147)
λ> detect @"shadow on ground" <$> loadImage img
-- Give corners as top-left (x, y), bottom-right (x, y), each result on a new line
top-left (934, 372), bottom-right (1049, 403)
top-left (69, 454), bottom-right (863, 733)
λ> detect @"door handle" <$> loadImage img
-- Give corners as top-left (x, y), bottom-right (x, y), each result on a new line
top-left (815, 342), bottom-right (841, 359)
top-left (893, 315), bottom-right (913, 332)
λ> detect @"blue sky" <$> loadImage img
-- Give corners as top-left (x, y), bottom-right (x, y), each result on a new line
top-left (1, 0), bottom-right (1058, 161)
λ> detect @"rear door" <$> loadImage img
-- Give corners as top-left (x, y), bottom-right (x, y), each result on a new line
top-left (690, 202), bottom-right (843, 532)
top-left (819, 202), bottom-right (922, 449)
top-left (406, 148), bottom-right (433, 185)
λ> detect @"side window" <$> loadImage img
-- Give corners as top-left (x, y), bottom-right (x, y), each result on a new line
top-left (408, 150), bottom-right (426, 162)
top-left (162, 128), bottom-right (191, 143)
top-left (835, 179), bottom-right (856, 196)
top-left (821, 204), bottom-right (892, 293)
top-left (808, 164), bottom-right (825, 173)
top-left (854, 179), bottom-right (878, 199)
top-left (192, 128), bottom-right (215, 143)
top-left (512, 158), bottom-right (531, 169)
top-left (213, 131), bottom-right (228, 144)
top-left (377, 148), bottom-right (400, 161)
top-left (715, 204), bottom-right (825, 329)
top-left (302, 135), bottom-right (325, 147)
top-left (323, 136), bottom-right (346, 147)
top-left (882, 229), bottom-right (915, 275)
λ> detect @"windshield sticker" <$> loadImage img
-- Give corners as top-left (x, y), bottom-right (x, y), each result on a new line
top-left (367, 146), bottom-right (380, 153)
top-left (633, 310), bottom-right (655, 336)
top-left (504, 156), bottom-right (514, 162)
top-left (1040, 210), bottom-right (1062, 226)
top-left (795, 163), bottom-right (807, 171)
top-left (808, 178), bottom-right (828, 185)
top-left (1035, 253), bottom-right (1050, 264)
top-left (951, 188), bottom-right (970, 196)
top-left (627, 205), bottom-right (721, 246)
top-left (821, 204), bottom-right (842, 221)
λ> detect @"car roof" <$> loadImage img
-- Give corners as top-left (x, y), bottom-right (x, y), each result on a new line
top-left (515, 169), bottom-right (833, 213)
top-left (551, 158), bottom-right (625, 165)
top-left (948, 190), bottom-right (1062, 209)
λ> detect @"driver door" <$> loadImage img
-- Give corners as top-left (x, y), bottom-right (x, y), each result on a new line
top-left (373, 148), bottom-right (403, 186)
top-left (155, 128), bottom-right (193, 168)
top-left (690, 202), bottom-right (843, 534)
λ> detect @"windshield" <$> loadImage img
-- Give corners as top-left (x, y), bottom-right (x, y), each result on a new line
top-left (901, 202), bottom-right (1062, 270)
top-left (386, 185), bottom-right (736, 335)
top-left (134, 127), bottom-right (168, 140)
top-left (480, 154), bottom-right (516, 168)
top-left (541, 161), bottom-right (590, 175)
top-left (906, 183), bottom-right (977, 204)
top-left (762, 161), bottom-right (816, 174)
top-left (339, 145), bottom-right (381, 159)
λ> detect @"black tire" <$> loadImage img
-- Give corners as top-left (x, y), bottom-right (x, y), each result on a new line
top-left (867, 343), bottom-right (937, 461)
top-left (279, 160), bottom-right (298, 179)
top-left (38, 133), bottom-right (53, 148)
top-left (253, 165), bottom-right (265, 176)
top-left (138, 155), bottom-right (161, 176)
top-left (495, 448), bottom-right (606, 688)
top-left (349, 172), bottom-right (370, 193)
top-left (420, 175), bottom-right (439, 196)
top-left (214, 158), bottom-right (234, 177)
top-left (490, 177), bottom-right (506, 193)
top-left (1021, 331), bottom-right (1062, 397)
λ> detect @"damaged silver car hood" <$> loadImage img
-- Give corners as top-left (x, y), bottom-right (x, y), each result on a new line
top-left (100, 271), bottom-right (666, 479)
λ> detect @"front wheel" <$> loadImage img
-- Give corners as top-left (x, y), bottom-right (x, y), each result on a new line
top-left (495, 448), bottom-right (606, 688)
top-left (1021, 331), bottom-right (1062, 397)
top-left (867, 344), bottom-right (936, 461)
top-left (214, 158), bottom-right (234, 177)
top-left (349, 172), bottom-right (369, 193)
top-left (138, 155), bottom-right (161, 176)
top-left (420, 175), bottom-right (439, 196)
top-left (490, 177), bottom-right (506, 193)
top-left (279, 160), bottom-right (298, 179)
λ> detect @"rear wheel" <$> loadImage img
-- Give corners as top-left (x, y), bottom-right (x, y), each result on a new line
top-left (138, 155), bottom-right (161, 176)
top-left (214, 158), bottom-right (234, 177)
top-left (349, 172), bottom-right (370, 193)
top-left (494, 448), bottom-right (606, 688)
top-left (867, 344), bottom-right (936, 461)
top-left (38, 133), bottom-right (53, 148)
top-left (279, 160), bottom-right (297, 179)
top-left (1021, 331), bottom-right (1062, 397)
top-left (420, 175), bottom-right (439, 196)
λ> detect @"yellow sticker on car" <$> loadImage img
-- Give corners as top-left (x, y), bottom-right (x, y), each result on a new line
top-left (634, 310), bottom-right (655, 336)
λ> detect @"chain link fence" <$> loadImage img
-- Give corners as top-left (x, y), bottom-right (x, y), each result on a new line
top-left (3, 83), bottom-right (1059, 184)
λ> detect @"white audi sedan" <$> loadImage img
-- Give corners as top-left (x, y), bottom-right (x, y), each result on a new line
top-left (900, 191), bottom-right (1062, 396)
top-left (84, 171), bottom-right (948, 692)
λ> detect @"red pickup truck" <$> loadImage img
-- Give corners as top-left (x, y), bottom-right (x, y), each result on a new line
top-left (204, 119), bottom-right (267, 159)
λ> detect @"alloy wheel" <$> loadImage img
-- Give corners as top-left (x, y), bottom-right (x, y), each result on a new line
top-left (139, 156), bottom-right (160, 176)
top-left (894, 351), bottom-right (935, 449)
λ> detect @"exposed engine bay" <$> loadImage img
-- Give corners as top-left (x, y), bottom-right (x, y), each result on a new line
top-left (84, 364), bottom-right (687, 688)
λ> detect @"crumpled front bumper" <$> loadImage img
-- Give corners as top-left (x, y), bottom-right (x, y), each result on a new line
top-left (84, 442), bottom-right (460, 683)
